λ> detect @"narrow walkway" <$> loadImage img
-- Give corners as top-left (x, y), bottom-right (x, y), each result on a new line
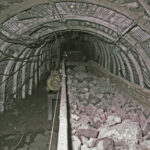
top-left (0, 78), bottom-right (60, 150)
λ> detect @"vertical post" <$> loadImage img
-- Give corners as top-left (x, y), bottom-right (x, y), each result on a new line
top-left (21, 63), bottom-right (26, 99)
top-left (47, 94), bottom-right (57, 121)
top-left (55, 35), bottom-right (61, 70)
top-left (47, 94), bottom-right (53, 121)
top-left (57, 59), bottom-right (68, 150)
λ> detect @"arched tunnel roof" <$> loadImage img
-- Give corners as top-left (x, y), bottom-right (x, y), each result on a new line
top-left (0, 0), bottom-right (150, 112)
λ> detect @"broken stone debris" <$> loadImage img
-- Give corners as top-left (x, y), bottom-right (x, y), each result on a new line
top-left (140, 140), bottom-right (150, 149)
top-left (71, 113), bottom-right (81, 121)
top-left (67, 65), bottom-right (150, 150)
top-left (106, 115), bottom-right (121, 126)
top-left (98, 120), bottom-right (142, 148)
top-left (77, 127), bottom-right (99, 138)
top-left (72, 135), bottom-right (82, 150)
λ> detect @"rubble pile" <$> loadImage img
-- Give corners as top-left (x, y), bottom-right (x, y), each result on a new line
top-left (67, 65), bottom-right (150, 150)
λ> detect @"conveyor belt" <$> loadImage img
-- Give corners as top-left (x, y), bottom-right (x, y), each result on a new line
top-left (56, 60), bottom-right (150, 150)
top-left (57, 59), bottom-right (68, 150)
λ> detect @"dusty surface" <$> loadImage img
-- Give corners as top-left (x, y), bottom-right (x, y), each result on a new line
top-left (0, 80), bottom-right (59, 150)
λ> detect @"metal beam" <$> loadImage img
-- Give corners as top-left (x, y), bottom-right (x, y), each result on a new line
top-left (115, 21), bottom-right (137, 43)
top-left (57, 59), bottom-right (68, 150)
top-left (138, 0), bottom-right (150, 16)
top-left (49, 1), bottom-right (66, 23)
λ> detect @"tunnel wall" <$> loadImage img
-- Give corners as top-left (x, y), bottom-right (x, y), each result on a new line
top-left (0, 42), bottom-right (55, 111)
top-left (88, 61), bottom-right (150, 108)
top-left (0, 0), bottom-right (150, 112)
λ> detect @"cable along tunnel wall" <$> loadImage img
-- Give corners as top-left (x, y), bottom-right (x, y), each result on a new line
top-left (0, 37), bottom-right (60, 112)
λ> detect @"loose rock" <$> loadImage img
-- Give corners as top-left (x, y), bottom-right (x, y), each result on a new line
top-left (72, 135), bottom-right (81, 150)
top-left (77, 127), bottom-right (99, 138)
top-left (140, 140), bottom-right (150, 150)
top-left (71, 114), bottom-right (80, 121)
top-left (106, 115), bottom-right (121, 126)
top-left (98, 120), bottom-right (142, 148)
top-left (96, 138), bottom-right (115, 150)
top-left (87, 138), bottom-right (97, 148)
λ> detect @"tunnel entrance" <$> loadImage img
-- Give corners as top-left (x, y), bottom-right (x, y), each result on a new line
top-left (60, 32), bottom-right (90, 62)
top-left (1, 0), bottom-right (150, 150)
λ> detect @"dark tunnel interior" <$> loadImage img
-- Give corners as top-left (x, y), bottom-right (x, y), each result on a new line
top-left (52, 31), bottom-right (97, 63)
top-left (60, 32), bottom-right (92, 61)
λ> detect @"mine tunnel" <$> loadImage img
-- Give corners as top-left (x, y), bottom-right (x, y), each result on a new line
top-left (1, 0), bottom-right (150, 150)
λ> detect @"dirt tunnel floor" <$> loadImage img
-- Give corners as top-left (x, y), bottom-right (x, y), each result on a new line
top-left (0, 79), bottom-right (59, 150)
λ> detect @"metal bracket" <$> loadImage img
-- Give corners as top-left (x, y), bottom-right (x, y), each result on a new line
top-left (49, 0), bottom-right (70, 29)
top-left (47, 93), bottom-right (57, 121)
top-left (115, 21), bottom-right (137, 43)
top-left (49, 1), bottom-right (66, 23)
